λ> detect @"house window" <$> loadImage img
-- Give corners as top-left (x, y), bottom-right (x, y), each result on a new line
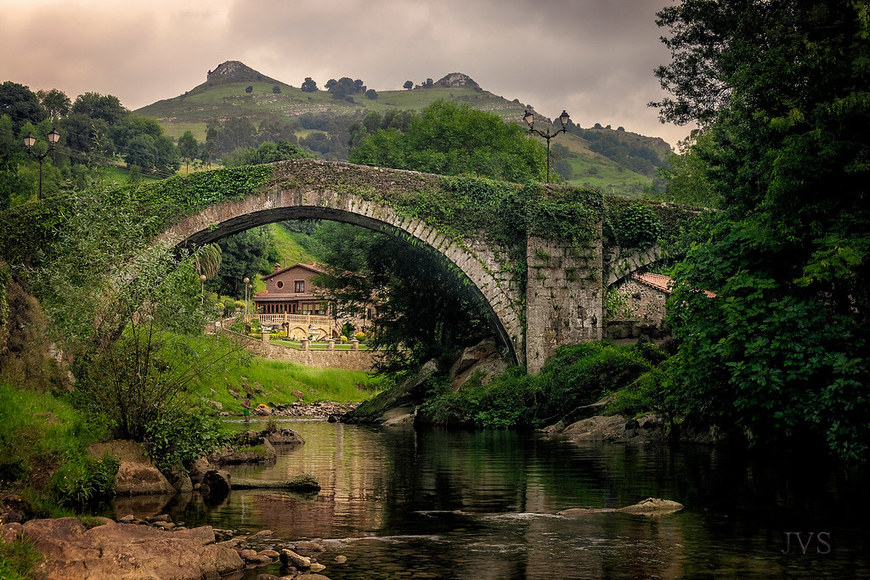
top-left (295, 280), bottom-right (305, 293)
top-left (276, 281), bottom-right (284, 289)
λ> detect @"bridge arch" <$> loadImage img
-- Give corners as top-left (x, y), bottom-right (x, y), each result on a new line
top-left (155, 162), bottom-right (524, 364)
top-left (605, 245), bottom-right (667, 288)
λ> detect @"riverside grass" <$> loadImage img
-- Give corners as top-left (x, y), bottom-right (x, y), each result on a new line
top-left (0, 533), bottom-right (42, 580)
top-left (0, 383), bottom-right (108, 485)
top-left (185, 332), bottom-right (382, 411)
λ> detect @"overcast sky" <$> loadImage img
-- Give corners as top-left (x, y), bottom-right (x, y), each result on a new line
top-left (0, 0), bottom-right (690, 148)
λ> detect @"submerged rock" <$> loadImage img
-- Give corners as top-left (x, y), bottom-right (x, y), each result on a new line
top-left (617, 497), bottom-right (684, 515)
top-left (559, 497), bottom-right (684, 517)
top-left (280, 548), bottom-right (311, 568)
top-left (232, 474), bottom-right (321, 493)
top-left (202, 469), bottom-right (232, 501)
top-left (264, 427), bottom-right (305, 446)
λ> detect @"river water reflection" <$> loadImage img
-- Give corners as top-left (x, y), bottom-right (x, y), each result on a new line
top-left (161, 419), bottom-right (870, 579)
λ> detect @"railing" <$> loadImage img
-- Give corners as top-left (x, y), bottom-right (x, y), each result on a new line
top-left (257, 313), bottom-right (334, 328)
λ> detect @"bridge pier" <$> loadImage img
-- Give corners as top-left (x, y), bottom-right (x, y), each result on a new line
top-left (525, 233), bottom-right (603, 374)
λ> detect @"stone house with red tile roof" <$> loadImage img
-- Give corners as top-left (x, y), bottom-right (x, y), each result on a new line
top-left (606, 272), bottom-right (674, 340)
top-left (252, 263), bottom-right (337, 340)
top-left (253, 262), bottom-right (375, 341)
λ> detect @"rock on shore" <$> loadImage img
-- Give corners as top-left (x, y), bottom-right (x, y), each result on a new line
top-left (10, 518), bottom-right (244, 579)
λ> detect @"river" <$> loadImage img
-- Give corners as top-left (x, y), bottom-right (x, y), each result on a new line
top-left (147, 419), bottom-right (870, 579)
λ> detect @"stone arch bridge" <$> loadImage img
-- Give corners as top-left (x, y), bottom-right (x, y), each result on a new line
top-left (155, 159), bottom-right (696, 373)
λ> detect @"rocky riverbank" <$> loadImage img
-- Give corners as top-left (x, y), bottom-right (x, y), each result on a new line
top-left (240, 401), bottom-right (360, 420)
top-left (0, 422), bottom-right (340, 579)
top-left (1, 515), bottom-right (344, 579)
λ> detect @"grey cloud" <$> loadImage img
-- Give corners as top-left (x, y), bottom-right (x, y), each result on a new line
top-left (0, 0), bottom-right (687, 145)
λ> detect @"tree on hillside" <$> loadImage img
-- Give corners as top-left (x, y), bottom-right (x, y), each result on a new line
top-left (0, 82), bottom-right (46, 133)
top-left (348, 110), bottom-right (414, 150)
top-left (349, 99), bottom-right (547, 182)
top-left (71, 92), bottom-right (127, 125)
top-left (653, 0), bottom-right (870, 460)
top-left (301, 77), bottom-right (318, 92)
top-left (58, 112), bottom-right (113, 167)
top-left (177, 130), bottom-right (198, 173)
top-left (326, 77), bottom-right (365, 101)
top-left (111, 115), bottom-right (162, 150)
top-left (212, 226), bottom-right (280, 297)
top-left (653, 130), bottom-right (721, 208)
top-left (37, 89), bottom-right (71, 121)
top-left (403, 80), bottom-right (413, 90)
top-left (258, 117), bottom-right (298, 144)
top-left (0, 115), bottom-right (22, 209)
top-left (112, 115), bottom-right (178, 174)
top-left (205, 117), bottom-right (258, 155)
top-left (221, 139), bottom-right (307, 167)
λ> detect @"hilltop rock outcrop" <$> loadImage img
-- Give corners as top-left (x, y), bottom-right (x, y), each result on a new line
top-left (434, 72), bottom-right (480, 89)
top-left (204, 60), bottom-right (283, 86)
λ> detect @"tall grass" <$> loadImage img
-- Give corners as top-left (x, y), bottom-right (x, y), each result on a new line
top-left (0, 533), bottom-right (42, 580)
top-left (0, 383), bottom-right (108, 485)
top-left (190, 354), bottom-right (381, 410)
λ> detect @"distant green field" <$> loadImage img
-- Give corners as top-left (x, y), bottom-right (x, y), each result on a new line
top-left (160, 121), bottom-right (208, 141)
top-left (564, 156), bottom-right (652, 197)
top-left (269, 223), bottom-right (319, 265)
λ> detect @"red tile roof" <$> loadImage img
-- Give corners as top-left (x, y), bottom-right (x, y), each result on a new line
top-left (630, 272), bottom-right (716, 298)
top-left (631, 272), bottom-right (673, 293)
top-left (261, 262), bottom-right (328, 281)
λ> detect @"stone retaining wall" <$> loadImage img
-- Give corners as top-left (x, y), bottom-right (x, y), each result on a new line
top-left (224, 330), bottom-right (375, 371)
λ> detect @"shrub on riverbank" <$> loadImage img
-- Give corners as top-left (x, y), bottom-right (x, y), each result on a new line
top-left (418, 342), bottom-right (665, 429)
top-left (535, 342), bottom-right (655, 423)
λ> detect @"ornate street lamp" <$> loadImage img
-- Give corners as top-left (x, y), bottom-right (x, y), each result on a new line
top-left (23, 128), bottom-right (61, 198)
top-left (243, 277), bottom-right (250, 321)
top-left (523, 109), bottom-right (570, 183)
top-left (200, 274), bottom-right (207, 305)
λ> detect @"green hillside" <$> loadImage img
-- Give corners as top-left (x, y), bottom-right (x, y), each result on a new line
top-left (136, 61), bottom-right (672, 197)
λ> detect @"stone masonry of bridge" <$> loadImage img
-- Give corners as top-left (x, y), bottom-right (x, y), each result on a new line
top-left (155, 159), bottom-right (687, 374)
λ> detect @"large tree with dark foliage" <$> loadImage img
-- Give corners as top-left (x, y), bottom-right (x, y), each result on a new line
top-left (654, 0), bottom-right (870, 460)
top-left (349, 99), bottom-right (546, 182)
top-left (0, 82), bottom-right (46, 133)
top-left (309, 222), bottom-right (492, 373)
